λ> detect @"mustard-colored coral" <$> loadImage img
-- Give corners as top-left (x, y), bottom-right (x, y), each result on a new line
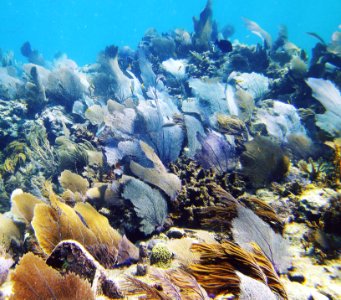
top-left (59, 170), bottom-right (89, 195)
top-left (150, 243), bottom-right (173, 268)
top-left (0, 213), bottom-right (21, 250)
top-left (11, 192), bottom-right (43, 224)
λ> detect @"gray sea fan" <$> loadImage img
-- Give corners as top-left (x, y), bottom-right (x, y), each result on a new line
top-left (0, 255), bottom-right (14, 285)
top-left (195, 130), bottom-right (237, 173)
top-left (232, 205), bottom-right (291, 274)
top-left (188, 78), bottom-right (228, 125)
top-left (122, 177), bottom-right (168, 235)
top-left (183, 114), bottom-right (205, 158)
top-left (47, 68), bottom-right (85, 109)
top-left (306, 77), bottom-right (341, 137)
top-left (237, 272), bottom-right (277, 300)
top-left (136, 98), bottom-right (184, 164)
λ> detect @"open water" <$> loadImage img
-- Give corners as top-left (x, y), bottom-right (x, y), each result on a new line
top-left (1, 0), bottom-right (340, 65)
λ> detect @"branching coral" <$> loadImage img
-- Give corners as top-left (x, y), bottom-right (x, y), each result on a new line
top-left (169, 157), bottom-right (245, 228)
top-left (325, 138), bottom-right (341, 185)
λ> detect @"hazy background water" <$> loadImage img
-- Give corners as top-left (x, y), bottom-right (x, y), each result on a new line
top-left (1, 0), bottom-right (340, 65)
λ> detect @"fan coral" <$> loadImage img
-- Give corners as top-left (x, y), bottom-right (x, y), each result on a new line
top-left (243, 18), bottom-right (272, 48)
top-left (11, 192), bottom-right (43, 224)
top-left (306, 77), bottom-right (341, 137)
top-left (10, 252), bottom-right (94, 300)
top-left (121, 176), bottom-right (168, 235)
top-left (232, 205), bottom-right (291, 274)
top-left (240, 136), bottom-right (290, 188)
top-left (0, 213), bottom-right (21, 250)
top-left (229, 71), bottom-right (270, 101)
top-left (130, 141), bottom-right (181, 200)
top-left (59, 170), bottom-right (89, 195)
top-left (192, 0), bottom-right (214, 51)
top-left (195, 131), bottom-right (237, 173)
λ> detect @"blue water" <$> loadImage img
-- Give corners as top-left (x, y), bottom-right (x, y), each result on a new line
top-left (1, 0), bottom-right (340, 65)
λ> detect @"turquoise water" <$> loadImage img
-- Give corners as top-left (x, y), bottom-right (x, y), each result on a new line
top-left (1, 0), bottom-right (340, 65)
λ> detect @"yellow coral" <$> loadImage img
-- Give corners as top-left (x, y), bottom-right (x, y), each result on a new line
top-left (11, 192), bottom-right (43, 223)
top-left (59, 170), bottom-right (89, 195)
top-left (0, 213), bottom-right (21, 250)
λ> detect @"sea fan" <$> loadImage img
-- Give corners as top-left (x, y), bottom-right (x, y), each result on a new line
top-left (232, 205), bottom-right (291, 274)
top-left (306, 77), bottom-right (341, 137)
top-left (240, 136), bottom-right (290, 187)
top-left (121, 177), bottom-right (168, 235)
top-left (195, 131), bottom-right (237, 174)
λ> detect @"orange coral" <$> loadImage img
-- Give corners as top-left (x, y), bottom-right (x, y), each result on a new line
top-left (10, 252), bottom-right (94, 300)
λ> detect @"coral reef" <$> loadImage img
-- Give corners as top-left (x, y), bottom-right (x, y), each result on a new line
top-left (0, 1), bottom-right (340, 299)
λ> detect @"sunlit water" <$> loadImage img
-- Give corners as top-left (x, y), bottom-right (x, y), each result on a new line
top-left (1, 0), bottom-right (340, 65)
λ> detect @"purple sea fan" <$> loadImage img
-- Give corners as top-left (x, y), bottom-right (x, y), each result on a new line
top-left (195, 130), bottom-right (237, 174)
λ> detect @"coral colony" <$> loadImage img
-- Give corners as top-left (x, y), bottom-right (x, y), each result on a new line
top-left (0, 0), bottom-right (340, 299)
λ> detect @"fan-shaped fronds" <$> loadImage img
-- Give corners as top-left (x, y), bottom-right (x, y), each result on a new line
top-left (10, 252), bottom-right (94, 300)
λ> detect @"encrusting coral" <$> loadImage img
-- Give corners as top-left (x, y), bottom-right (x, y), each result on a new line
top-left (150, 243), bottom-right (173, 268)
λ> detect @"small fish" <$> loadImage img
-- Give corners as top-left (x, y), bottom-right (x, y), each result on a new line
top-left (215, 39), bottom-right (233, 53)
